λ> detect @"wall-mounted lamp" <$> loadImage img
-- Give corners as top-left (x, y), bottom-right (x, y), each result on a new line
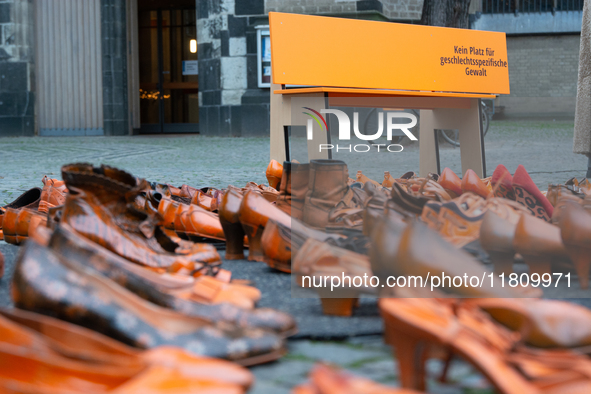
top-left (190, 39), bottom-right (197, 53)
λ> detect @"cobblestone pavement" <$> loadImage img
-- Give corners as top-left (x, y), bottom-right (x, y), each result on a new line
top-left (0, 119), bottom-right (584, 393)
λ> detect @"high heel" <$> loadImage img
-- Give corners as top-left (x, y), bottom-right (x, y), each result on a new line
top-left (238, 190), bottom-right (291, 262)
top-left (489, 251), bottom-right (515, 275)
top-left (381, 302), bottom-right (429, 391)
top-left (557, 202), bottom-right (591, 289)
top-left (512, 164), bottom-right (553, 221)
top-left (220, 219), bottom-right (245, 259)
top-left (241, 223), bottom-right (265, 262)
top-left (380, 296), bottom-right (591, 394)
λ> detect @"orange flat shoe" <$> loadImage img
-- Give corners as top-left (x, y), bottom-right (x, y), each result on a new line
top-left (461, 169), bottom-right (491, 198)
top-left (438, 167), bottom-right (462, 198)
top-left (266, 159), bottom-right (283, 190)
top-left (157, 196), bottom-right (226, 242)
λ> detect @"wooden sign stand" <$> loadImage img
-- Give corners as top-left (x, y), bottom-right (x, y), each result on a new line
top-left (269, 12), bottom-right (509, 178)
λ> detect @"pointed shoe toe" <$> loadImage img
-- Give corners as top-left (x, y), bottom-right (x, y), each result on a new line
top-left (491, 164), bottom-right (515, 200)
top-left (461, 169), bottom-right (491, 198)
top-left (512, 164), bottom-right (553, 221)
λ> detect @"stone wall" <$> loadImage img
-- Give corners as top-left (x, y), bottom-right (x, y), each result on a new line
top-left (0, 0), bottom-right (34, 136)
top-left (197, 0), bottom-right (270, 136)
top-left (382, 0), bottom-right (423, 20)
top-left (498, 34), bottom-right (580, 118)
top-left (264, 0), bottom-right (423, 20)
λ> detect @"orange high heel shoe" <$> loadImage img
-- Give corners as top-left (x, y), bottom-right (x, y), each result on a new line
top-left (479, 210), bottom-right (517, 275)
top-left (219, 189), bottom-right (248, 260)
top-left (557, 201), bottom-right (591, 289)
top-left (438, 167), bottom-right (462, 198)
top-left (380, 296), bottom-right (591, 393)
top-left (461, 169), bottom-right (491, 198)
top-left (292, 238), bottom-right (372, 316)
top-left (513, 212), bottom-right (569, 277)
top-left (238, 190), bottom-right (291, 262)
top-left (356, 170), bottom-right (381, 188)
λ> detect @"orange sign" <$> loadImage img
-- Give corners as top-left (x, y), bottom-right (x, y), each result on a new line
top-left (270, 12), bottom-right (510, 95)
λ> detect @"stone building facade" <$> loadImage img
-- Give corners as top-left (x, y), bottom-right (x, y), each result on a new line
top-left (0, 0), bottom-right (582, 137)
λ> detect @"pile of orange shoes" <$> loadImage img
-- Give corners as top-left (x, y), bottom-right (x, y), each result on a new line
top-left (0, 162), bottom-right (302, 391)
top-left (3, 158), bottom-right (591, 393)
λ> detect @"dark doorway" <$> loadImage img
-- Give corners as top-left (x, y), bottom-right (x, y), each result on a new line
top-left (138, 1), bottom-right (198, 133)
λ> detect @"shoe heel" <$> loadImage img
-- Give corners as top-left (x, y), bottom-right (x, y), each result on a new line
top-left (319, 297), bottom-right (358, 316)
top-left (566, 245), bottom-right (591, 290)
top-left (241, 223), bottom-right (265, 262)
top-left (383, 318), bottom-right (427, 391)
top-left (490, 251), bottom-right (515, 275)
top-left (220, 219), bottom-right (245, 260)
top-left (522, 254), bottom-right (552, 276)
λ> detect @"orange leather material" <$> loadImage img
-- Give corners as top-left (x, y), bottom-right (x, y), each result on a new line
top-left (461, 169), bottom-right (491, 198)
top-left (190, 190), bottom-right (218, 212)
top-left (239, 190), bottom-right (291, 231)
top-left (438, 167), bottom-right (462, 198)
top-left (39, 176), bottom-right (68, 214)
top-left (382, 171), bottom-right (396, 188)
top-left (266, 160), bottom-right (283, 190)
top-left (513, 213), bottom-right (567, 258)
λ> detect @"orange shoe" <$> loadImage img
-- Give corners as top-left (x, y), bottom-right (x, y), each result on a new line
top-left (382, 171), bottom-right (396, 188)
top-left (266, 159), bottom-right (283, 190)
top-left (158, 196), bottom-right (226, 242)
top-left (461, 169), bottom-right (491, 198)
top-left (294, 364), bottom-right (421, 394)
top-left (355, 170), bottom-right (381, 188)
top-left (438, 167), bottom-right (462, 198)
top-left (2, 207), bottom-right (47, 245)
top-left (239, 190), bottom-right (291, 262)
top-left (513, 212), bottom-right (568, 277)
top-left (0, 187), bottom-right (41, 241)
top-left (38, 176), bottom-right (68, 213)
